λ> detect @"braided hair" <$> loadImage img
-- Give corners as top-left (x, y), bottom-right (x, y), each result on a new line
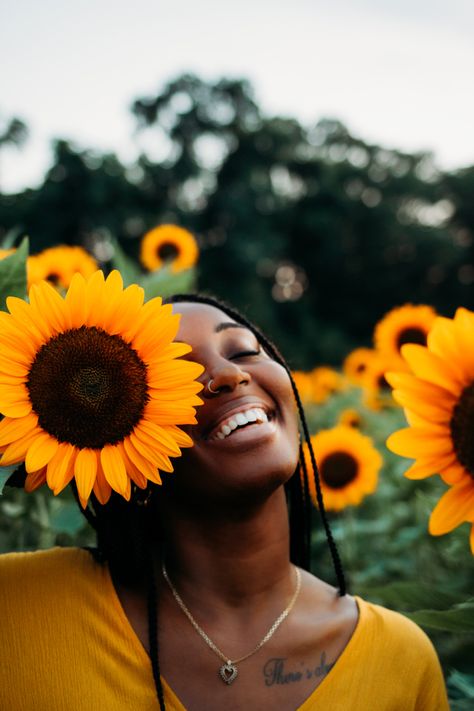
top-left (79, 292), bottom-right (346, 710)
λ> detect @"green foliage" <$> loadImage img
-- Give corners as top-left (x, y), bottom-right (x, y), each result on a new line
top-left (0, 236), bottom-right (28, 310)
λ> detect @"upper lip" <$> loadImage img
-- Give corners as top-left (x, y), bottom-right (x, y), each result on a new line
top-left (198, 395), bottom-right (276, 440)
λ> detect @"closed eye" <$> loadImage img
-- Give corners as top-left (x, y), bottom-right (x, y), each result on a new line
top-left (230, 350), bottom-right (261, 360)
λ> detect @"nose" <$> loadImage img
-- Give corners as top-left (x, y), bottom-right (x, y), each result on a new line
top-left (204, 363), bottom-right (251, 398)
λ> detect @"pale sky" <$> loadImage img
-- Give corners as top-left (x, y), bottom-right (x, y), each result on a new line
top-left (1, 0), bottom-right (474, 193)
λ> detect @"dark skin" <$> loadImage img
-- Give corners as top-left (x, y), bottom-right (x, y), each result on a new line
top-left (114, 303), bottom-right (358, 711)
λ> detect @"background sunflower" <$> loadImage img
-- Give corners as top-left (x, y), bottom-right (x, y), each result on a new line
top-left (140, 224), bottom-right (199, 274)
top-left (305, 425), bottom-right (382, 512)
top-left (27, 245), bottom-right (98, 290)
top-left (374, 304), bottom-right (438, 371)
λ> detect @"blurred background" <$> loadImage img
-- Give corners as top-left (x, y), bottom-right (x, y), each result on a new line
top-left (1, 1), bottom-right (474, 705)
top-left (2, 0), bottom-right (474, 367)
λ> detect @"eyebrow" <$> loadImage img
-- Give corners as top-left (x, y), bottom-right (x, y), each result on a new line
top-left (214, 322), bottom-right (251, 334)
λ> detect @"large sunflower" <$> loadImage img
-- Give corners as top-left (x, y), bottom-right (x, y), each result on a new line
top-left (343, 348), bottom-right (376, 385)
top-left (0, 271), bottom-right (203, 507)
top-left (304, 426), bottom-right (382, 511)
top-left (374, 304), bottom-right (437, 370)
top-left (28, 246), bottom-right (98, 290)
top-left (140, 225), bottom-right (199, 274)
top-left (386, 308), bottom-right (474, 552)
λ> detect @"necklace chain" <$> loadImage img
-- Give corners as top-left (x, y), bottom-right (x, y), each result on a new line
top-left (162, 562), bottom-right (301, 676)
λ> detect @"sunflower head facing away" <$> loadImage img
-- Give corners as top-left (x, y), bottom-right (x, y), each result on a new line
top-left (140, 225), bottom-right (199, 274)
top-left (374, 304), bottom-right (437, 370)
top-left (386, 308), bottom-right (474, 553)
top-left (27, 245), bottom-right (98, 290)
top-left (304, 425), bottom-right (382, 511)
top-left (0, 270), bottom-right (204, 507)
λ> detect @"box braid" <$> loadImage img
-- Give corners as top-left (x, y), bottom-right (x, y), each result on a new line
top-left (74, 292), bottom-right (346, 711)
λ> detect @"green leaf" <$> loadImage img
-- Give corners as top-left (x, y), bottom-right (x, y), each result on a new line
top-left (142, 267), bottom-right (196, 300)
top-left (1, 226), bottom-right (23, 249)
top-left (0, 465), bottom-right (18, 495)
top-left (407, 601), bottom-right (474, 633)
top-left (49, 502), bottom-right (87, 535)
top-left (109, 237), bottom-right (141, 286)
top-left (448, 670), bottom-right (474, 700)
top-left (0, 236), bottom-right (29, 310)
top-left (360, 581), bottom-right (467, 611)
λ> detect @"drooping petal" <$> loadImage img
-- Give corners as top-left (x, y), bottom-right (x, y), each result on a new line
top-left (100, 444), bottom-right (129, 498)
top-left (74, 448), bottom-right (98, 507)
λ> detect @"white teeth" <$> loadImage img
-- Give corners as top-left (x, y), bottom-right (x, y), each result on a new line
top-left (212, 407), bottom-right (271, 440)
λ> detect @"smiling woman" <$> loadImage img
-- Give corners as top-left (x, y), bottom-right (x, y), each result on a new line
top-left (0, 294), bottom-right (449, 711)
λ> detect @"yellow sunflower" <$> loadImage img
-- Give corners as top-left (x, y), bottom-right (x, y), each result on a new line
top-left (291, 371), bottom-right (314, 403)
top-left (374, 304), bottom-right (437, 370)
top-left (310, 367), bottom-right (345, 404)
top-left (361, 352), bottom-right (397, 411)
top-left (140, 225), bottom-right (199, 273)
top-left (386, 308), bottom-right (474, 552)
top-left (343, 348), bottom-right (377, 385)
top-left (0, 270), bottom-right (204, 507)
top-left (0, 248), bottom-right (16, 260)
top-left (28, 245), bottom-right (98, 290)
top-left (338, 409), bottom-right (362, 428)
top-left (304, 426), bottom-right (382, 511)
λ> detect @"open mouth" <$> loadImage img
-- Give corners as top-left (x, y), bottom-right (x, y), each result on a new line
top-left (206, 406), bottom-right (275, 441)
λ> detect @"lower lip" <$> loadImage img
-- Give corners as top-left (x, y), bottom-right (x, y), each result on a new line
top-left (206, 420), bottom-right (277, 448)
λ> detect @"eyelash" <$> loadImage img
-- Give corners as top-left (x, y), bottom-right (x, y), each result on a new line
top-left (230, 349), bottom-right (261, 360)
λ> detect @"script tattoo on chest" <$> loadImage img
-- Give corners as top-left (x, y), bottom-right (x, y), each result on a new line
top-left (262, 652), bottom-right (334, 686)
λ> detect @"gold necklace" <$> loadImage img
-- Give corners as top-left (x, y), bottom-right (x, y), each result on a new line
top-left (162, 563), bottom-right (302, 685)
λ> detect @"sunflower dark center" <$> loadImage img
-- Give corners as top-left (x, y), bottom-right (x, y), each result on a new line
top-left (320, 452), bottom-right (358, 489)
top-left (396, 327), bottom-right (427, 350)
top-left (157, 242), bottom-right (179, 262)
top-left (450, 382), bottom-right (474, 478)
top-left (46, 272), bottom-right (61, 285)
top-left (355, 363), bottom-right (366, 373)
top-left (27, 326), bottom-right (149, 449)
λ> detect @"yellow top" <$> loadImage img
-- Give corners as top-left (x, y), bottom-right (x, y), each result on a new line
top-left (0, 547), bottom-right (449, 711)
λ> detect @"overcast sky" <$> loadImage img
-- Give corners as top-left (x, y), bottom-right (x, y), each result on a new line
top-left (2, 0), bottom-right (474, 193)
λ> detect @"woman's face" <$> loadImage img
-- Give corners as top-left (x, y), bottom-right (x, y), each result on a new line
top-left (165, 303), bottom-right (300, 508)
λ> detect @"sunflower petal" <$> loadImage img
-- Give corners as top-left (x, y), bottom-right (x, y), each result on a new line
top-left (24, 467), bottom-right (47, 492)
top-left (46, 443), bottom-right (77, 494)
top-left (429, 481), bottom-right (474, 535)
top-left (25, 433), bottom-right (59, 473)
top-left (0, 412), bottom-right (38, 447)
top-left (100, 444), bottom-right (129, 498)
top-left (93, 456), bottom-right (112, 505)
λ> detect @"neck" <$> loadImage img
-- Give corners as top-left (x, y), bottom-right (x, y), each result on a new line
top-left (159, 488), bottom-right (293, 609)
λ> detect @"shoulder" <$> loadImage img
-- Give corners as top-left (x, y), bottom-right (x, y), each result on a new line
top-left (355, 596), bottom-right (443, 672)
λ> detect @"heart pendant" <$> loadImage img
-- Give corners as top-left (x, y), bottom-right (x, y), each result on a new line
top-left (219, 662), bottom-right (238, 684)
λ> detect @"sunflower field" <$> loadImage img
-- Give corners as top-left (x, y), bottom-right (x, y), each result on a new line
top-left (1, 73), bottom-right (474, 707)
